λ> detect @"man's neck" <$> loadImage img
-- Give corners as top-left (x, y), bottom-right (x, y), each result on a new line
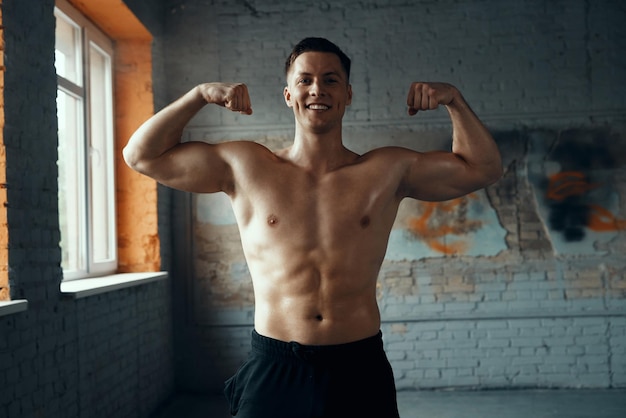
top-left (286, 127), bottom-right (357, 174)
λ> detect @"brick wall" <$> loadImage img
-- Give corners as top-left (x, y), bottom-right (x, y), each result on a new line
top-left (162, 0), bottom-right (626, 392)
top-left (0, 0), bottom-right (7, 302)
top-left (382, 316), bottom-right (622, 389)
top-left (0, 0), bottom-right (174, 417)
top-left (75, 285), bottom-right (173, 417)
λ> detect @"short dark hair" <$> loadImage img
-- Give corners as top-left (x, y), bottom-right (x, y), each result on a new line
top-left (285, 37), bottom-right (351, 81)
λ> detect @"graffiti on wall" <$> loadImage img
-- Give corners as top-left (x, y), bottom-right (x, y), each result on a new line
top-left (406, 195), bottom-right (482, 255)
top-left (386, 190), bottom-right (507, 260)
top-left (528, 129), bottom-right (625, 255)
top-left (546, 171), bottom-right (626, 240)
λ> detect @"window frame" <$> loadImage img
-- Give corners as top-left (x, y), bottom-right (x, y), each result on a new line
top-left (55, 0), bottom-right (117, 280)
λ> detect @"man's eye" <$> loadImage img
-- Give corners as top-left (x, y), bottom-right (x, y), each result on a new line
top-left (299, 79), bottom-right (310, 84)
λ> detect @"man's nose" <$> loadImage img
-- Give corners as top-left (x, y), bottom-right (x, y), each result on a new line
top-left (310, 80), bottom-right (326, 96)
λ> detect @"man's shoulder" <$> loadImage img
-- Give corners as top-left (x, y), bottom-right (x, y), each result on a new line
top-left (218, 140), bottom-right (272, 152)
top-left (218, 140), bottom-right (278, 162)
top-left (358, 146), bottom-right (421, 163)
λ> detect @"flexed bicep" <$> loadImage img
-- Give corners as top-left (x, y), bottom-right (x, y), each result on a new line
top-left (400, 150), bottom-right (492, 202)
top-left (123, 82), bottom-right (257, 194)
top-left (140, 141), bottom-right (234, 194)
top-left (401, 82), bottom-right (502, 199)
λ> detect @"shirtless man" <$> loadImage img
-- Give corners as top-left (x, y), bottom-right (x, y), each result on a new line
top-left (124, 38), bottom-right (502, 418)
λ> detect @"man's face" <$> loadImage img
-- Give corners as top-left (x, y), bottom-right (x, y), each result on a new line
top-left (284, 52), bottom-right (352, 133)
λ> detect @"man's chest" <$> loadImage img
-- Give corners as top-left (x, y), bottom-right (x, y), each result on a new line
top-left (234, 164), bottom-right (400, 236)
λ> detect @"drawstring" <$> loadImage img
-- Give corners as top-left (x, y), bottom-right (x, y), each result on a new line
top-left (290, 341), bottom-right (317, 362)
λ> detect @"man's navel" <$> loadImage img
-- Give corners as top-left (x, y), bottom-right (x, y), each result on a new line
top-left (360, 215), bottom-right (370, 228)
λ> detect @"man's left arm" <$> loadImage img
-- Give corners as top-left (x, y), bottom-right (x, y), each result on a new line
top-left (401, 82), bottom-right (503, 201)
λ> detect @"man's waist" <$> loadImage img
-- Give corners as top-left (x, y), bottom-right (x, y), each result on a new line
top-left (250, 329), bottom-right (384, 362)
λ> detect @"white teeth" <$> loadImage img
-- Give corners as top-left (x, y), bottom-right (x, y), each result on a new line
top-left (308, 104), bottom-right (329, 110)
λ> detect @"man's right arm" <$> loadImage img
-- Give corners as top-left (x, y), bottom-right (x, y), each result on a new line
top-left (122, 82), bottom-right (253, 193)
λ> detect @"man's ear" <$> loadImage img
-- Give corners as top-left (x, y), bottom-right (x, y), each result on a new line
top-left (284, 86), bottom-right (292, 108)
top-left (347, 84), bottom-right (353, 106)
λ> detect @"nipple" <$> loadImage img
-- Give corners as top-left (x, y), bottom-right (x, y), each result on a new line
top-left (267, 214), bottom-right (279, 226)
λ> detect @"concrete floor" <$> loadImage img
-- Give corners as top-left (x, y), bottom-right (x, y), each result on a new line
top-left (152, 389), bottom-right (626, 418)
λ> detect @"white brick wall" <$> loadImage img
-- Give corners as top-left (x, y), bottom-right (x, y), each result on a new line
top-left (6, 0), bottom-right (621, 404)
top-left (166, 0), bottom-right (626, 132)
top-left (165, 0), bottom-right (626, 392)
top-left (383, 317), bottom-right (620, 390)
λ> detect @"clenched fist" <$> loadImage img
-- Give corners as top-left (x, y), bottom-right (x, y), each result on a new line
top-left (198, 82), bottom-right (253, 115)
top-left (406, 82), bottom-right (460, 115)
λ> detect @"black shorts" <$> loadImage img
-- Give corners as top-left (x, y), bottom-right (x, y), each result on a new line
top-left (224, 330), bottom-right (400, 418)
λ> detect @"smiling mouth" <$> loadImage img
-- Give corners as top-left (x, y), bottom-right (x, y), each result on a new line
top-left (306, 104), bottom-right (330, 110)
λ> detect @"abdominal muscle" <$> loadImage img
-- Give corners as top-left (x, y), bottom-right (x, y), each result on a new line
top-left (236, 203), bottom-right (396, 345)
top-left (245, 242), bottom-right (385, 345)
top-left (253, 277), bottom-right (382, 346)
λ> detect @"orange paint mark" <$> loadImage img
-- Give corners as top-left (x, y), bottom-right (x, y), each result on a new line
top-left (428, 239), bottom-right (468, 255)
top-left (406, 195), bottom-right (481, 255)
top-left (546, 171), bottom-right (626, 233)
top-left (546, 171), bottom-right (600, 202)
top-left (587, 204), bottom-right (626, 232)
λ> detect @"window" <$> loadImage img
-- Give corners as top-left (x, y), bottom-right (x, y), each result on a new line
top-left (55, 0), bottom-right (116, 279)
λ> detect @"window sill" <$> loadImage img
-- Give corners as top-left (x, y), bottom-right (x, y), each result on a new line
top-left (0, 300), bottom-right (28, 317)
top-left (61, 271), bottom-right (168, 299)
